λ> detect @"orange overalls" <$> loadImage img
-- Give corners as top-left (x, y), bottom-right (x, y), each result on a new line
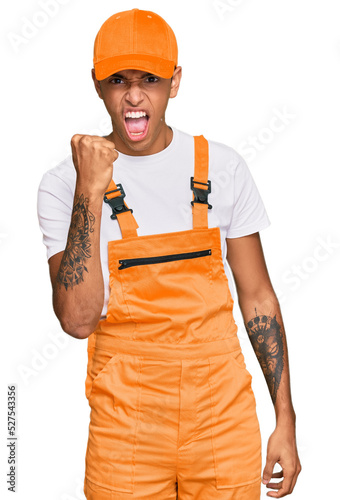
top-left (83, 135), bottom-right (262, 500)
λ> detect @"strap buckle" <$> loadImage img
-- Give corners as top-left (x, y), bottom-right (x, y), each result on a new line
top-left (190, 177), bottom-right (212, 209)
top-left (104, 184), bottom-right (133, 220)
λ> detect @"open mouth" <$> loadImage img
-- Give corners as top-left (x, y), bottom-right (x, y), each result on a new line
top-left (124, 112), bottom-right (150, 141)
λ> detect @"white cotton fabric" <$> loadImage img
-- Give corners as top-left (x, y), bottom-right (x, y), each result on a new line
top-left (37, 126), bottom-right (270, 318)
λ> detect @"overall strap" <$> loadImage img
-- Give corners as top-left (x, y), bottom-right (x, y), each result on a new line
top-left (191, 135), bottom-right (212, 229)
top-left (103, 180), bottom-right (139, 238)
top-left (103, 134), bottom-right (211, 236)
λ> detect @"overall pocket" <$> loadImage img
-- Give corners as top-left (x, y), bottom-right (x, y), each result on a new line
top-left (86, 349), bottom-right (120, 404)
top-left (208, 349), bottom-right (262, 489)
top-left (85, 353), bottom-right (142, 494)
top-left (118, 248), bottom-right (212, 269)
top-left (228, 347), bottom-right (253, 381)
top-left (112, 247), bottom-right (213, 328)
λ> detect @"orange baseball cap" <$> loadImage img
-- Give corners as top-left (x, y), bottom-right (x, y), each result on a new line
top-left (93, 8), bottom-right (178, 81)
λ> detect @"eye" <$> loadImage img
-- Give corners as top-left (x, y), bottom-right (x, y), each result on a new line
top-left (144, 75), bottom-right (159, 84)
top-left (109, 77), bottom-right (125, 85)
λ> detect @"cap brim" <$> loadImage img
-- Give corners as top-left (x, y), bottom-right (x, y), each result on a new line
top-left (94, 54), bottom-right (176, 80)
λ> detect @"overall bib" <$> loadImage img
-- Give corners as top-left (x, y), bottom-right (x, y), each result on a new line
top-left (83, 135), bottom-right (262, 500)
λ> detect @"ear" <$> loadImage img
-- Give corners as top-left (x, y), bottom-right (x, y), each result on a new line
top-left (91, 68), bottom-right (103, 99)
top-left (169, 66), bottom-right (182, 98)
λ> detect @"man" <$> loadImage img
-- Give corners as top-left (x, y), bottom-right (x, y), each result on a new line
top-left (37, 8), bottom-right (301, 500)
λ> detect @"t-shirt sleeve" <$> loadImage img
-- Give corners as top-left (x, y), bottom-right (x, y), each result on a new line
top-left (227, 155), bottom-right (271, 238)
top-left (37, 171), bottom-right (74, 261)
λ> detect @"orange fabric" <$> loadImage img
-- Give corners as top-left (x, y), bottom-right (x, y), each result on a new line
top-left (191, 135), bottom-right (209, 229)
top-left (84, 135), bottom-right (262, 499)
top-left (104, 179), bottom-right (139, 239)
top-left (93, 9), bottom-right (178, 80)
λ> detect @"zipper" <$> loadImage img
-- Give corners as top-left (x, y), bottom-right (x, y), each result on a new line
top-left (118, 248), bottom-right (212, 270)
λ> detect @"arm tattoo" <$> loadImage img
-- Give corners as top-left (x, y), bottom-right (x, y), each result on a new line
top-left (245, 310), bottom-right (284, 406)
top-left (56, 194), bottom-right (95, 291)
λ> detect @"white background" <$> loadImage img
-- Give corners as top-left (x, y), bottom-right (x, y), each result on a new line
top-left (1, 0), bottom-right (339, 498)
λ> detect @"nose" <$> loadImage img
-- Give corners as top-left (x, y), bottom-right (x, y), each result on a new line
top-left (125, 80), bottom-right (145, 106)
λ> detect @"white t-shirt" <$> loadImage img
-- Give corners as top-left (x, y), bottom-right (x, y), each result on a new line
top-left (37, 126), bottom-right (270, 318)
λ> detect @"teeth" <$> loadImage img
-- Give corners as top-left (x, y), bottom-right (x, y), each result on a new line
top-left (125, 111), bottom-right (147, 119)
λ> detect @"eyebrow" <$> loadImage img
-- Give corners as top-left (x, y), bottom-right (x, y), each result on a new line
top-left (109, 72), bottom-right (155, 79)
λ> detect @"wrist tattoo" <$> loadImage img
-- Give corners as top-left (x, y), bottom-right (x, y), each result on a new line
top-left (56, 193), bottom-right (95, 291)
top-left (245, 309), bottom-right (284, 405)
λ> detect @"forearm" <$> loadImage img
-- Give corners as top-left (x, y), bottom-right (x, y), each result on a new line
top-left (53, 182), bottom-right (104, 339)
top-left (238, 288), bottom-right (296, 426)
